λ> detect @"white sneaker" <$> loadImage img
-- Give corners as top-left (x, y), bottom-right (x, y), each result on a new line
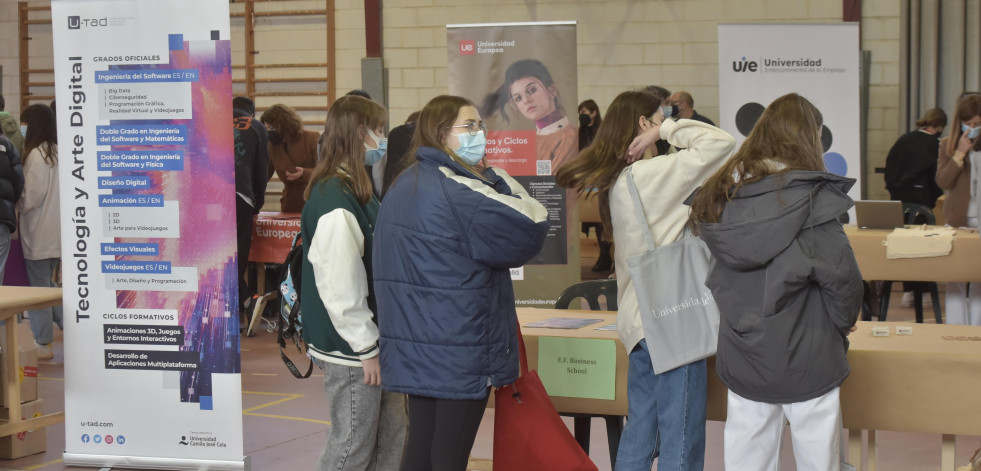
top-left (901, 291), bottom-right (914, 308)
top-left (35, 342), bottom-right (54, 360)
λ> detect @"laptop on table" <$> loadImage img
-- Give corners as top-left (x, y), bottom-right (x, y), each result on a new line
top-left (854, 200), bottom-right (905, 229)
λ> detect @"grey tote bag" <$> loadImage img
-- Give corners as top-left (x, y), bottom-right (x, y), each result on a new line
top-left (623, 167), bottom-right (720, 374)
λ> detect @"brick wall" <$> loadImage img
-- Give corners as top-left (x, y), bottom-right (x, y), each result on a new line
top-left (862, 0), bottom-right (901, 199)
top-left (0, 0), bottom-right (901, 199)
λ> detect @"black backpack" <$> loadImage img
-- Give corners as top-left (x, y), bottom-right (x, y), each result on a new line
top-left (277, 233), bottom-right (312, 378)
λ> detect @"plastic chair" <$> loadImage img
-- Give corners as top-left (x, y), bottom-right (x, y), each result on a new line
top-left (554, 279), bottom-right (625, 467)
top-left (555, 279), bottom-right (619, 312)
top-left (878, 203), bottom-right (942, 323)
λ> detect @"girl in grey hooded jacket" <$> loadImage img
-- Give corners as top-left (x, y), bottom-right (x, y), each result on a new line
top-left (690, 93), bottom-right (863, 471)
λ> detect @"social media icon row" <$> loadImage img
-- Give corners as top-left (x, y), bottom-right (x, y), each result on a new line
top-left (81, 434), bottom-right (125, 445)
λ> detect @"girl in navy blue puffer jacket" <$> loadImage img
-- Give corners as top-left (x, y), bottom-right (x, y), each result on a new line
top-left (373, 95), bottom-right (549, 471)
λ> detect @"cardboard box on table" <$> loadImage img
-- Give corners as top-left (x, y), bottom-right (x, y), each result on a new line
top-left (0, 321), bottom-right (39, 405)
top-left (0, 398), bottom-right (46, 459)
top-left (0, 348), bottom-right (38, 405)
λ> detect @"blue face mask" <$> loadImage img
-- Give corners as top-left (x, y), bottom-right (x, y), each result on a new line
top-left (364, 129), bottom-right (387, 166)
top-left (452, 130), bottom-right (486, 165)
top-left (661, 105), bottom-right (677, 119)
top-left (19, 125), bottom-right (27, 137)
top-left (962, 123), bottom-right (981, 140)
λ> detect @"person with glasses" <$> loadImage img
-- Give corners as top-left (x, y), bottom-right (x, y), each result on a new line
top-left (481, 59), bottom-right (578, 174)
top-left (556, 90), bottom-right (735, 471)
top-left (374, 95), bottom-right (549, 471)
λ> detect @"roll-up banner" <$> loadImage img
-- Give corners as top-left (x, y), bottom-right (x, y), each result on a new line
top-left (718, 23), bottom-right (862, 206)
top-left (447, 22), bottom-right (580, 307)
top-left (51, 0), bottom-right (246, 469)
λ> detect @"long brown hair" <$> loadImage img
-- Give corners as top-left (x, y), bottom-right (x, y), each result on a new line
top-left (690, 93), bottom-right (825, 224)
top-left (555, 90), bottom-right (661, 241)
top-left (21, 104), bottom-right (57, 166)
top-left (408, 95), bottom-right (486, 180)
top-left (304, 95), bottom-right (385, 204)
top-left (260, 104), bottom-right (304, 143)
top-left (945, 94), bottom-right (981, 156)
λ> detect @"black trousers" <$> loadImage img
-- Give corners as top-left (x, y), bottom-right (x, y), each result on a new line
top-left (235, 197), bottom-right (255, 311)
top-left (400, 392), bottom-right (490, 471)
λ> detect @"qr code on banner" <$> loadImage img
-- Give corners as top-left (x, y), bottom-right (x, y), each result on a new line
top-left (536, 160), bottom-right (551, 176)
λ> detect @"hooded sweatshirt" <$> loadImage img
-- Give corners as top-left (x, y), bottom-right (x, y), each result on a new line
top-left (694, 170), bottom-right (864, 403)
top-left (0, 112), bottom-right (24, 157)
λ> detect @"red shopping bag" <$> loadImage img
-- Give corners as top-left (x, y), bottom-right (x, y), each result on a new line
top-left (493, 329), bottom-right (597, 471)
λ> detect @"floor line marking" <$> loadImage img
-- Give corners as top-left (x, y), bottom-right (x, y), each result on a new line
top-left (243, 393), bottom-right (303, 413)
top-left (242, 390), bottom-right (297, 397)
top-left (24, 458), bottom-right (64, 470)
top-left (243, 412), bottom-right (330, 425)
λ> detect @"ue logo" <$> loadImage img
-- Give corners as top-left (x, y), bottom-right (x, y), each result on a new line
top-left (459, 40), bottom-right (475, 55)
top-left (732, 56), bottom-right (758, 73)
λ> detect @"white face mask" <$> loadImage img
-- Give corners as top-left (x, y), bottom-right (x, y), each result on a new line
top-left (452, 130), bottom-right (487, 165)
top-left (20, 125), bottom-right (27, 137)
top-left (962, 123), bottom-right (981, 140)
top-left (363, 129), bottom-right (387, 166)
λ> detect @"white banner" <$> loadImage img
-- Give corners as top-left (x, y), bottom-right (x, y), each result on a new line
top-left (718, 23), bottom-right (862, 204)
top-left (52, 0), bottom-right (245, 469)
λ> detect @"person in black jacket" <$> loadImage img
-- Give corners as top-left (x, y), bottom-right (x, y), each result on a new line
top-left (884, 108), bottom-right (946, 307)
top-left (884, 107), bottom-right (946, 208)
top-left (0, 134), bottom-right (23, 281)
top-left (232, 97), bottom-right (269, 312)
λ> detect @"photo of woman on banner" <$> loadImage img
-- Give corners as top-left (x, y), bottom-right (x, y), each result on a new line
top-left (481, 58), bottom-right (578, 174)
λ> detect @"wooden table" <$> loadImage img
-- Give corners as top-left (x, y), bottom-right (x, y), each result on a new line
top-left (845, 226), bottom-right (980, 282)
top-left (517, 307), bottom-right (981, 471)
top-left (0, 286), bottom-right (65, 436)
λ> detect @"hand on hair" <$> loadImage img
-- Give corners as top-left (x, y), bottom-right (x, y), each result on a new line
top-left (285, 167), bottom-right (305, 181)
top-left (626, 125), bottom-right (662, 163)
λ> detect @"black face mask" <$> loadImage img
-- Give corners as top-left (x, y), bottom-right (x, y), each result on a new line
top-left (267, 130), bottom-right (283, 145)
top-left (579, 113), bottom-right (591, 127)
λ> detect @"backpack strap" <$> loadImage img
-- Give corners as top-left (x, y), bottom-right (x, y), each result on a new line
top-left (279, 346), bottom-right (313, 379)
top-left (276, 232), bottom-right (312, 379)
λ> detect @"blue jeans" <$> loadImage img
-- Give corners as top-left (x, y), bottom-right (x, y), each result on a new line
top-left (25, 258), bottom-right (63, 345)
top-left (312, 357), bottom-right (407, 471)
top-left (616, 339), bottom-right (706, 471)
